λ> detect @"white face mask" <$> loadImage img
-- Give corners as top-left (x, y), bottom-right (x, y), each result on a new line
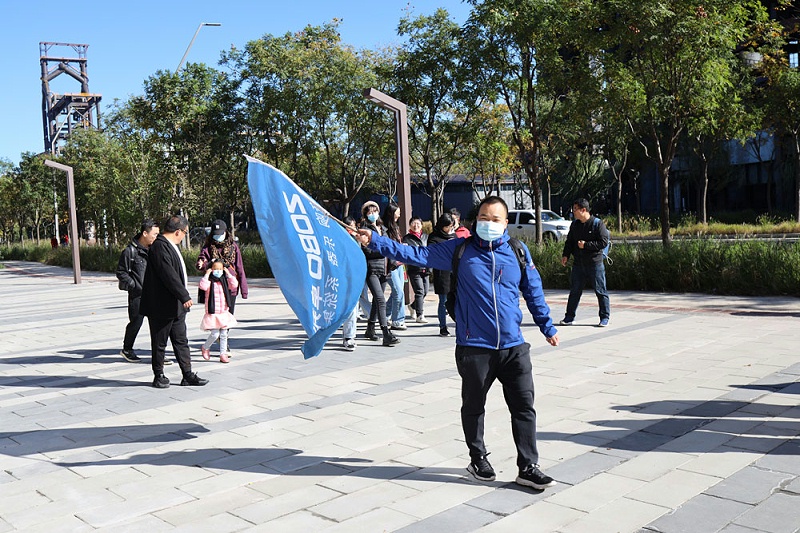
top-left (476, 221), bottom-right (505, 242)
top-left (211, 270), bottom-right (224, 278)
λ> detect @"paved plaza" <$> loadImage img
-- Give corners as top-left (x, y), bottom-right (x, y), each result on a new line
top-left (0, 260), bottom-right (798, 532)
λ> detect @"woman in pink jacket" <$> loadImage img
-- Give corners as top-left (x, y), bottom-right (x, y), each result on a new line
top-left (198, 259), bottom-right (238, 363)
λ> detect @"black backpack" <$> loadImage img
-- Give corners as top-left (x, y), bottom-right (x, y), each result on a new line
top-left (445, 237), bottom-right (529, 321)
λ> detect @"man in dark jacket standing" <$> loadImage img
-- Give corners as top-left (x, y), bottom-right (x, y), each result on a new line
top-left (140, 215), bottom-right (208, 389)
top-left (116, 219), bottom-right (160, 362)
top-left (560, 198), bottom-right (611, 327)
top-left (358, 196), bottom-right (560, 491)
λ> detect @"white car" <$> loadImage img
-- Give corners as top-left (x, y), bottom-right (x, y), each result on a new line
top-left (507, 209), bottom-right (570, 242)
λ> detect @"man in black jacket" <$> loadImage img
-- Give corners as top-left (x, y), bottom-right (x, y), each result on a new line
top-left (560, 198), bottom-right (611, 327)
top-left (116, 219), bottom-right (160, 362)
top-left (140, 215), bottom-right (208, 388)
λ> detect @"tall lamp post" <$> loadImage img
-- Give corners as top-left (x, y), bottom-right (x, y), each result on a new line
top-left (175, 22), bottom-right (221, 247)
top-left (44, 159), bottom-right (81, 284)
top-left (176, 22), bottom-right (221, 72)
top-left (362, 88), bottom-right (412, 238)
top-left (363, 88), bottom-right (413, 301)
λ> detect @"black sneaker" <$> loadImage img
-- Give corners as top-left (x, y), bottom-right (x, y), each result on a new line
top-left (466, 454), bottom-right (496, 482)
top-left (180, 373), bottom-right (209, 386)
top-left (120, 349), bottom-right (140, 362)
top-left (152, 374), bottom-right (170, 389)
top-left (516, 464), bottom-right (556, 489)
top-left (439, 327), bottom-right (451, 337)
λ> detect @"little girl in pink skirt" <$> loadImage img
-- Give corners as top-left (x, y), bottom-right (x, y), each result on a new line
top-left (198, 259), bottom-right (238, 363)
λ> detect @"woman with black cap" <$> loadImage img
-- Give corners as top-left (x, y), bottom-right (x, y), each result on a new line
top-left (359, 201), bottom-right (400, 347)
top-left (196, 220), bottom-right (249, 353)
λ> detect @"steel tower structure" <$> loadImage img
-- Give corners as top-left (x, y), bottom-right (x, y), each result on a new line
top-left (39, 42), bottom-right (102, 155)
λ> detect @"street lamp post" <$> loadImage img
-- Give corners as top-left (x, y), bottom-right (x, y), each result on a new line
top-left (175, 22), bottom-right (221, 247)
top-left (44, 159), bottom-right (81, 284)
top-left (362, 88), bottom-right (412, 238)
top-left (363, 88), bottom-right (413, 302)
top-left (176, 22), bottom-right (221, 72)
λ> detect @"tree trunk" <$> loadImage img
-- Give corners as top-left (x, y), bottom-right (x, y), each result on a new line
top-left (615, 169), bottom-right (623, 234)
top-left (659, 162), bottom-right (672, 247)
top-left (794, 133), bottom-right (800, 223)
top-left (700, 153), bottom-right (709, 225)
top-left (229, 211), bottom-right (236, 238)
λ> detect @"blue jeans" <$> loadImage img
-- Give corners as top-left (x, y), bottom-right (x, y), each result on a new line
top-left (342, 305), bottom-right (358, 340)
top-left (565, 262), bottom-right (610, 321)
top-left (386, 266), bottom-right (406, 325)
top-left (437, 293), bottom-right (448, 328)
top-left (359, 284), bottom-right (371, 317)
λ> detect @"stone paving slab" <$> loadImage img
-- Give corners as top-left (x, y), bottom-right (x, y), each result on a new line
top-left (0, 260), bottom-right (798, 532)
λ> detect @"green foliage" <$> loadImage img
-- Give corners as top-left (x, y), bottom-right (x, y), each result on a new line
top-left (0, 243), bottom-right (273, 281)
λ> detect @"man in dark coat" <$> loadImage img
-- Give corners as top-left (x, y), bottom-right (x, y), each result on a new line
top-left (140, 215), bottom-right (208, 389)
top-left (116, 218), bottom-right (160, 363)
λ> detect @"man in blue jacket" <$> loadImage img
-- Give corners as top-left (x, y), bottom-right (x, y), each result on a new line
top-left (357, 196), bottom-right (560, 490)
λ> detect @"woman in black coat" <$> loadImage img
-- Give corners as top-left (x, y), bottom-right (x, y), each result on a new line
top-left (401, 216), bottom-right (429, 324)
top-left (427, 212), bottom-right (455, 337)
top-left (359, 201), bottom-right (400, 347)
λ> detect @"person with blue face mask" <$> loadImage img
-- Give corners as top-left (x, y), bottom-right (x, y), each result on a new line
top-left (196, 219), bottom-right (249, 355)
top-left (356, 196), bottom-right (560, 492)
top-left (358, 201), bottom-right (399, 347)
top-left (198, 259), bottom-right (238, 363)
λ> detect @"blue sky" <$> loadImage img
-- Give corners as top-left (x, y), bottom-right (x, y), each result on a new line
top-left (1, 0), bottom-right (471, 164)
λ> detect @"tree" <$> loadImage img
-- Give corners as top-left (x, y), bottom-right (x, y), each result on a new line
top-left (464, 0), bottom-right (583, 243)
top-left (462, 101), bottom-right (517, 202)
top-left (599, 0), bottom-right (770, 245)
top-left (759, 53), bottom-right (800, 221)
top-left (222, 21), bottom-right (387, 217)
top-left (393, 8), bottom-right (482, 221)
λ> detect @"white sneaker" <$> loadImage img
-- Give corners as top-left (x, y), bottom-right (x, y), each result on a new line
top-left (407, 306), bottom-right (416, 319)
top-left (343, 338), bottom-right (356, 351)
top-left (391, 322), bottom-right (408, 331)
top-left (416, 315), bottom-right (428, 323)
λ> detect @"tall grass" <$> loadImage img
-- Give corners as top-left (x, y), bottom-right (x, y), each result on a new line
top-left (0, 243), bottom-right (273, 279)
top-left (4, 239), bottom-right (799, 297)
top-left (525, 239), bottom-right (800, 296)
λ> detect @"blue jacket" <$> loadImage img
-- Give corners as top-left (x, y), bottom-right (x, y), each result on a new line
top-left (369, 231), bottom-right (557, 349)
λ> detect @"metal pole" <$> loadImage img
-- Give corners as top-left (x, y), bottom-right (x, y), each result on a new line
top-left (44, 160), bottom-right (81, 284)
top-left (176, 22), bottom-right (221, 72)
top-left (362, 88), bottom-right (413, 301)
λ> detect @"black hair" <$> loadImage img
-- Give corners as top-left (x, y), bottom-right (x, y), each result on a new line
top-left (140, 218), bottom-right (159, 233)
top-left (163, 215), bottom-right (188, 233)
top-left (477, 196), bottom-right (509, 216)
top-left (409, 216), bottom-right (422, 225)
top-left (434, 212), bottom-right (455, 232)
top-left (574, 198), bottom-right (591, 211)
top-left (448, 207), bottom-right (461, 219)
top-left (343, 216), bottom-right (356, 226)
top-left (382, 203), bottom-right (401, 240)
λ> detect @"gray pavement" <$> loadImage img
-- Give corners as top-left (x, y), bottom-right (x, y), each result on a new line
top-left (0, 259), bottom-right (798, 533)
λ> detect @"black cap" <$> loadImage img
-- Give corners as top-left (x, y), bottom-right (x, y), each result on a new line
top-left (211, 219), bottom-right (227, 236)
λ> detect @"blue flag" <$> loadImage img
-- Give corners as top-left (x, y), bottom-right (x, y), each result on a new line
top-left (246, 156), bottom-right (366, 359)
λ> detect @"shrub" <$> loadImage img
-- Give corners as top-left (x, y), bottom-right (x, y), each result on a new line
top-left (525, 239), bottom-right (800, 297)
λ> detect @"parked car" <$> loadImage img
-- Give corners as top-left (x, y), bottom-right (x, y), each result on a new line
top-left (507, 209), bottom-right (570, 242)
